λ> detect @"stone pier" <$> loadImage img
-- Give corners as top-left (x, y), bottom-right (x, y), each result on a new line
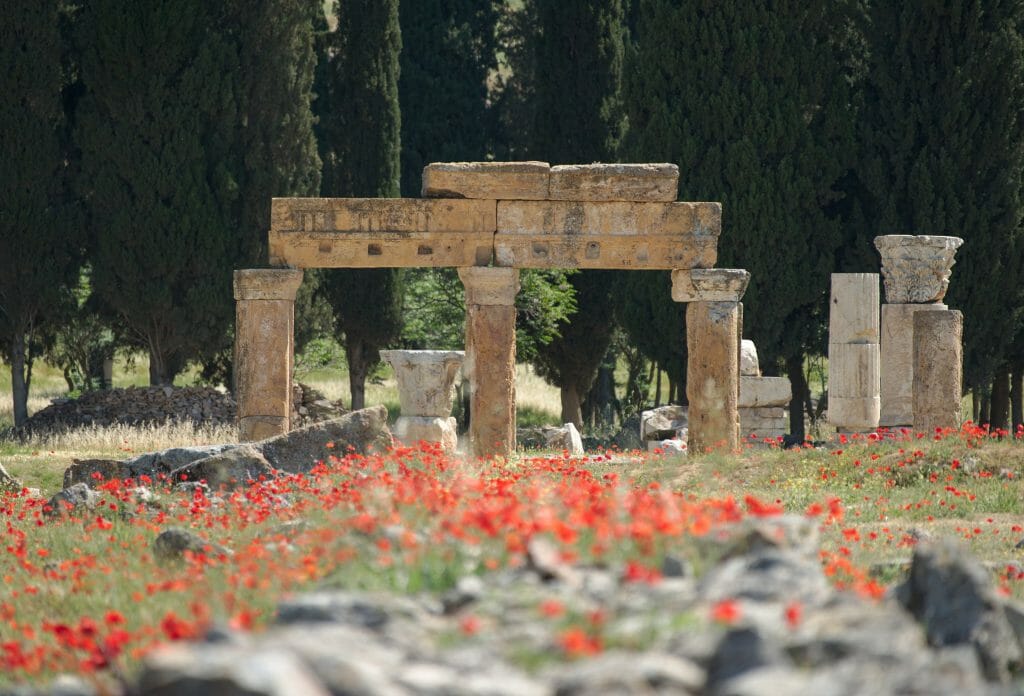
top-left (459, 267), bottom-right (519, 458)
top-left (672, 269), bottom-right (750, 452)
top-left (875, 235), bottom-right (963, 426)
top-left (913, 310), bottom-right (963, 434)
top-left (233, 269), bottom-right (303, 441)
top-left (828, 274), bottom-right (880, 432)
top-left (379, 350), bottom-right (464, 453)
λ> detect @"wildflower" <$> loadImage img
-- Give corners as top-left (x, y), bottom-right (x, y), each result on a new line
top-left (711, 599), bottom-right (741, 624)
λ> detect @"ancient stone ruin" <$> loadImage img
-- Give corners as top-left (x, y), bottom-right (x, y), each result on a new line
top-left (379, 350), bottom-right (463, 454)
top-left (828, 273), bottom-right (881, 432)
top-left (738, 340), bottom-right (791, 440)
top-left (235, 162), bottom-right (752, 457)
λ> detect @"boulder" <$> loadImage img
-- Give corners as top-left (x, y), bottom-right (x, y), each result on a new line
top-left (168, 445), bottom-right (274, 489)
top-left (610, 414), bottom-right (643, 451)
top-left (258, 406), bottom-right (392, 473)
top-left (0, 461), bottom-right (21, 490)
top-left (543, 423), bottom-right (584, 455)
top-left (44, 483), bottom-right (99, 518)
top-left (153, 527), bottom-right (232, 564)
top-left (63, 459), bottom-right (131, 488)
top-left (640, 405), bottom-right (688, 441)
top-left (740, 340), bottom-right (760, 376)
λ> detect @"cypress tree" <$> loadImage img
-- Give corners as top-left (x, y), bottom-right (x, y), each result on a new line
top-left (621, 0), bottom-right (857, 437)
top-left (857, 0), bottom-right (1024, 393)
top-left (318, 0), bottom-right (405, 410)
top-left (74, 0), bottom-right (321, 385)
top-left (518, 0), bottom-right (627, 427)
top-left (398, 0), bottom-right (499, 197)
top-left (0, 0), bottom-right (83, 426)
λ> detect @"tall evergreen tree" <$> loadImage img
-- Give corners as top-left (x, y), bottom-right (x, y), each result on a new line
top-left (398, 0), bottom-right (499, 197)
top-left (74, 0), bottom-right (321, 385)
top-left (621, 0), bottom-right (857, 438)
top-left (857, 0), bottom-right (1024, 394)
top-left (318, 0), bottom-right (405, 410)
top-left (0, 0), bottom-right (83, 427)
top-left (515, 0), bottom-right (627, 427)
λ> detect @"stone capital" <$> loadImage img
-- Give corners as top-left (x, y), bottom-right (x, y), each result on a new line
top-left (458, 267), bottom-right (520, 306)
top-left (671, 268), bottom-right (750, 302)
top-left (874, 235), bottom-right (964, 303)
top-left (233, 269), bottom-right (303, 301)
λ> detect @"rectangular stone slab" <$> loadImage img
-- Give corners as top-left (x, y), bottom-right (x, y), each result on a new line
top-left (739, 377), bottom-right (792, 408)
top-left (494, 200), bottom-right (720, 269)
top-left (421, 161), bottom-right (550, 200)
top-left (269, 198), bottom-right (496, 268)
top-left (548, 163), bottom-right (679, 202)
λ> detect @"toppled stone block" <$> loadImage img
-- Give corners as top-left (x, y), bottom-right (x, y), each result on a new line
top-left (259, 406), bottom-right (393, 473)
top-left (168, 445), bottom-right (275, 489)
top-left (739, 377), bottom-right (791, 408)
top-left (548, 163), bottom-right (679, 202)
top-left (543, 423), bottom-right (584, 455)
top-left (641, 405), bottom-right (688, 441)
top-left (647, 438), bottom-right (687, 454)
top-left (44, 483), bottom-right (99, 518)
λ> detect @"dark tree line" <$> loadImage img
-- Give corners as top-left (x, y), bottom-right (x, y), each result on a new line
top-left (3, 0), bottom-right (1024, 435)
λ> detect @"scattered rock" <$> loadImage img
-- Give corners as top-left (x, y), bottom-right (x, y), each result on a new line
top-left (610, 413), bottom-right (643, 451)
top-left (259, 406), bottom-right (393, 473)
top-left (168, 444), bottom-right (274, 489)
top-left (152, 528), bottom-right (232, 564)
top-left (549, 651), bottom-right (704, 695)
top-left (44, 483), bottom-right (99, 518)
top-left (640, 405), bottom-right (688, 441)
top-left (0, 461), bottom-right (22, 491)
top-left (62, 459), bottom-right (129, 488)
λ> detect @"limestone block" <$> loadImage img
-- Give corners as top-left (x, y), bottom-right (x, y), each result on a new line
top-left (640, 405), bottom-right (688, 440)
top-left (740, 340), bottom-right (760, 376)
top-left (827, 343), bottom-right (880, 399)
top-left (495, 200), bottom-right (720, 270)
top-left (269, 198), bottom-right (496, 268)
top-left (647, 438), bottom-right (687, 454)
top-left (421, 161), bottom-right (550, 200)
top-left (739, 377), bottom-right (791, 408)
top-left (394, 416), bottom-right (458, 454)
top-left (548, 163), bottom-right (679, 202)
top-left (913, 310), bottom-right (963, 433)
top-left (234, 269), bottom-right (304, 301)
top-left (686, 301), bottom-right (741, 452)
top-left (544, 423), bottom-right (584, 455)
top-left (379, 350), bottom-right (464, 418)
top-left (740, 406), bottom-right (788, 433)
top-left (671, 269), bottom-right (750, 303)
top-left (828, 396), bottom-right (881, 432)
top-left (875, 235), bottom-right (964, 304)
top-left (458, 267), bottom-right (520, 306)
top-left (879, 303), bottom-right (947, 426)
top-left (829, 274), bottom-right (880, 344)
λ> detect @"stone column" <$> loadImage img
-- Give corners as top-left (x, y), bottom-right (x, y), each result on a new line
top-left (459, 267), bottom-right (519, 458)
top-left (828, 274), bottom-right (880, 432)
top-left (875, 235), bottom-right (963, 426)
top-left (672, 269), bottom-right (750, 453)
top-left (233, 269), bottom-right (303, 442)
top-left (379, 350), bottom-right (464, 453)
top-left (913, 310), bottom-right (963, 434)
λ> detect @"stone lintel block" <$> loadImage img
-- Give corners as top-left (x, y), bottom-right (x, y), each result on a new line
top-left (671, 269), bottom-right (750, 302)
top-left (828, 395), bottom-right (880, 431)
top-left (269, 198), bottom-right (497, 268)
top-left (422, 161), bottom-right (551, 200)
top-left (548, 163), bottom-right (679, 202)
top-left (394, 416), bottom-right (458, 454)
top-left (740, 339), bottom-right (760, 376)
top-left (829, 273), bottom-right (880, 344)
top-left (880, 302), bottom-right (948, 426)
top-left (828, 342), bottom-right (880, 399)
top-left (233, 269), bottom-right (303, 301)
top-left (495, 200), bottom-right (720, 270)
top-left (875, 235), bottom-right (964, 303)
top-left (739, 377), bottom-right (792, 408)
top-left (458, 267), bottom-right (520, 306)
top-left (913, 310), bottom-right (963, 433)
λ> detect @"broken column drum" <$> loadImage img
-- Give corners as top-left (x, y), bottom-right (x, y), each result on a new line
top-left (828, 273), bottom-right (880, 432)
top-left (379, 350), bottom-right (464, 453)
top-left (233, 269), bottom-right (303, 442)
top-left (875, 235), bottom-right (964, 427)
top-left (913, 310), bottom-right (963, 434)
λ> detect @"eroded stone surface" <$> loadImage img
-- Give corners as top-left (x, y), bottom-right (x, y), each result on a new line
top-left (828, 273), bottom-right (879, 344)
top-left (739, 377), bottom-right (791, 408)
top-left (686, 301), bottom-right (741, 452)
top-left (379, 350), bottom-right (463, 418)
top-left (421, 161), bottom-right (550, 200)
top-left (740, 340), bottom-right (760, 376)
top-left (394, 416), bottom-right (458, 453)
top-left (913, 310), bottom-right (963, 433)
top-left (880, 303), bottom-right (948, 426)
top-left (671, 269), bottom-right (750, 302)
top-left (828, 396), bottom-right (881, 432)
top-left (875, 235), bottom-right (964, 304)
top-left (548, 163), bottom-right (679, 202)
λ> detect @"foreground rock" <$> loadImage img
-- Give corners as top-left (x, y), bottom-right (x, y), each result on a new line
top-left (135, 525), bottom-right (1019, 695)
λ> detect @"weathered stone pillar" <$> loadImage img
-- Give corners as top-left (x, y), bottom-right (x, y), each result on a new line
top-left (913, 310), bottom-right (963, 434)
top-left (379, 350), bottom-right (464, 453)
top-left (828, 274), bottom-right (880, 432)
top-left (459, 267), bottom-right (519, 458)
top-left (233, 269), bottom-right (303, 442)
top-left (672, 269), bottom-right (750, 453)
top-left (875, 235), bottom-right (964, 426)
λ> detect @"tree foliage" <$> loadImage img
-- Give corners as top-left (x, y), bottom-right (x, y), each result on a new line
top-left (0, 0), bottom-right (83, 426)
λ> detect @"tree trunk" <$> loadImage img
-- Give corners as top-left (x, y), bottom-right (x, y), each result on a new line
top-left (560, 384), bottom-right (582, 428)
top-left (972, 386), bottom-right (981, 423)
top-left (785, 354), bottom-right (807, 442)
top-left (9, 332), bottom-right (30, 428)
top-left (148, 346), bottom-right (182, 386)
top-left (654, 365), bottom-right (662, 406)
top-left (990, 367), bottom-right (1010, 432)
top-left (1011, 359), bottom-right (1023, 433)
top-left (346, 339), bottom-right (369, 411)
top-left (980, 394), bottom-right (991, 426)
